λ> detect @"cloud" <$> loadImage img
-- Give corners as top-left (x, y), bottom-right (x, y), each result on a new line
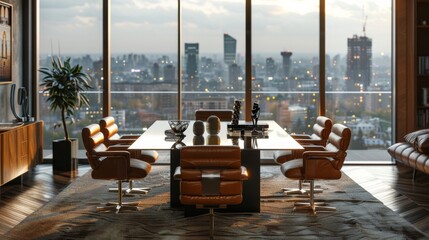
top-left (39, 0), bottom-right (391, 56)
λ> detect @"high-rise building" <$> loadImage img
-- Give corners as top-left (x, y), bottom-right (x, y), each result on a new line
top-left (224, 34), bottom-right (236, 66)
top-left (265, 57), bottom-right (276, 80)
top-left (280, 51), bottom-right (293, 78)
top-left (185, 43), bottom-right (199, 90)
top-left (152, 63), bottom-right (160, 81)
top-left (229, 63), bottom-right (242, 91)
top-left (281, 51), bottom-right (293, 90)
top-left (163, 64), bottom-right (175, 83)
top-left (346, 34), bottom-right (372, 91)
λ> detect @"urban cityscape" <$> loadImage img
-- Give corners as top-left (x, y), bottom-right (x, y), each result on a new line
top-left (39, 30), bottom-right (392, 152)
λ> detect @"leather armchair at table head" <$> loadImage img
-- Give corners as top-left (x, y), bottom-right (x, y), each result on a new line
top-left (81, 123), bottom-right (152, 213)
top-left (174, 145), bottom-right (248, 238)
top-left (280, 123), bottom-right (351, 215)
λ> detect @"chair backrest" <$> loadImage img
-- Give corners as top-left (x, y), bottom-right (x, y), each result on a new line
top-left (310, 116), bottom-right (333, 144)
top-left (99, 116), bottom-right (121, 141)
top-left (82, 124), bottom-right (108, 169)
top-left (325, 123), bottom-right (351, 169)
top-left (179, 145), bottom-right (244, 206)
top-left (195, 109), bottom-right (233, 121)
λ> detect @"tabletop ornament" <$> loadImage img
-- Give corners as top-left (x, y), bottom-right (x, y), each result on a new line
top-left (251, 102), bottom-right (261, 135)
top-left (206, 115), bottom-right (221, 135)
top-left (231, 100), bottom-right (241, 125)
top-left (193, 120), bottom-right (205, 136)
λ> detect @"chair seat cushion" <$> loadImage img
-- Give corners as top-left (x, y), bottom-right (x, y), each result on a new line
top-left (273, 150), bottom-right (293, 164)
top-left (128, 158), bottom-right (151, 179)
top-left (139, 150), bottom-right (159, 163)
top-left (280, 159), bottom-right (303, 179)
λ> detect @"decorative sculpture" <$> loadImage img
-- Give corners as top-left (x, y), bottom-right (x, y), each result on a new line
top-left (206, 115), bottom-right (221, 134)
top-left (193, 120), bottom-right (205, 136)
top-left (10, 84), bottom-right (30, 122)
top-left (251, 102), bottom-right (260, 126)
top-left (231, 100), bottom-right (241, 125)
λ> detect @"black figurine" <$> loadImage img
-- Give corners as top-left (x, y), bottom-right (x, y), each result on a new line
top-left (231, 100), bottom-right (241, 125)
top-left (251, 102), bottom-right (260, 126)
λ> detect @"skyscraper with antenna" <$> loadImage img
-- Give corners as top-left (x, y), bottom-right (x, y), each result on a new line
top-left (345, 9), bottom-right (372, 91)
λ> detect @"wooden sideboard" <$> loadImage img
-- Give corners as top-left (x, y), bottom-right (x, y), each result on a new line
top-left (0, 121), bottom-right (43, 185)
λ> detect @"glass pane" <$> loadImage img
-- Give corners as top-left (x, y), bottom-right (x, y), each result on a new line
top-left (252, 0), bottom-right (320, 133)
top-left (111, 0), bottom-right (178, 130)
top-left (39, 1), bottom-right (103, 150)
top-left (182, 0), bottom-right (245, 120)
top-left (326, 0), bottom-right (392, 161)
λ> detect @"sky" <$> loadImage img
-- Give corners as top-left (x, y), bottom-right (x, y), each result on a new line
top-left (39, 0), bottom-right (392, 58)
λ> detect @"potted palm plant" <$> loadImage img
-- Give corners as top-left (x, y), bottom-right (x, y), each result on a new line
top-left (39, 56), bottom-right (92, 171)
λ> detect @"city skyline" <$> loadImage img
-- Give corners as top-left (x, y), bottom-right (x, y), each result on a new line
top-left (39, 0), bottom-right (392, 56)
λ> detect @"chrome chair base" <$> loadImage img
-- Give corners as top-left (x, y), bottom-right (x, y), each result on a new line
top-left (96, 202), bottom-right (141, 213)
top-left (291, 180), bottom-right (336, 215)
top-left (282, 180), bottom-right (323, 195)
top-left (293, 204), bottom-right (336, 215)
top-left (99, 181), bottom-right (143, 213)
top-left (109, 180), bottom-right (150, 195)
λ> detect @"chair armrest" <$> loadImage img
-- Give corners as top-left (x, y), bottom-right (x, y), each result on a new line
top-left (106, 145), bottom-right (131, 151)
top-left (120, 135), bottom-right (140, 140)
top-left (301, 145), bottom-right (326, 151)
top-left (303, 151), bottom-right (337, 159)
top-left (94, 151), bottom-right (130, 179)
top-left (302, 151), bottom-right (337, 179)
top-left (291, 134), bottom-right (311, 139)
top-left (173, 167), bottom-right (181, 180)
top-left (296, 139), bottom-right (325, 145)
top-left (108, 139), bottom-right (136, 145)
top-left (95, 150), bottom-right (130, 158)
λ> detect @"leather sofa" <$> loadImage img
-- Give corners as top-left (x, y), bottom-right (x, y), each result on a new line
top-left (387, 129), bottom-right (429, 176)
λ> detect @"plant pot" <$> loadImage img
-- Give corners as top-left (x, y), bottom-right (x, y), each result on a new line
top-left (52, 138), bottom-right (78, 171)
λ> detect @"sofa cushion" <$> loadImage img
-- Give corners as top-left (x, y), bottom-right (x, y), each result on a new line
top-left (404, 129), bottom-right (429, 146)
top-left (416, 133), bottom-right (429, 154)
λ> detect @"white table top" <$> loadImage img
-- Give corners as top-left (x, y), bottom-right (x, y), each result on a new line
top-left (128, 120), bottom-right (303, 151)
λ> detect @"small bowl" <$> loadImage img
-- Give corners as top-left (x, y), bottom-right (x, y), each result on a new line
top-left (168, 120), bottom-right (190, 135)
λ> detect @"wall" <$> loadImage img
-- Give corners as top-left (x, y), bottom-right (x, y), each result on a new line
top-left (0, 0), bottom-right (23, 123)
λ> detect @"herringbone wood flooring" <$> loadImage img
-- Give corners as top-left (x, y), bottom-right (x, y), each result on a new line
top-left (0, 164), bottom-right (428, 237)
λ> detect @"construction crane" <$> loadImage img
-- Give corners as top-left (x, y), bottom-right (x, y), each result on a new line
top-left (362, 5), bottom-right (367, 37)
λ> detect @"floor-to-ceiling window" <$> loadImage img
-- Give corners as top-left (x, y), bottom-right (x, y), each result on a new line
top-left (252, 0), bottom-right (320, 134)
top-left (37, 0), bottom-right (393, 162)
top-left (110, 0), bottom-right (178, 131)
top-left (181, 1), bottom-right (246, 120)
top-left (39, 0), bottom-right (103, 150)
top-left (326, 0), bottom-right (392, 162)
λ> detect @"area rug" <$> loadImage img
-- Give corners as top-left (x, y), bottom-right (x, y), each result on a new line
top-left (3, 166), bottom-right (427, 239)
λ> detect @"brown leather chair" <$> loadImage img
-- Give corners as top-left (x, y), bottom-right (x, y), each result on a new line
top-left (273, 116), bottom-right (333, 164)
top-left (82, 124), bottom-right (152, 213)
top-left (174, 145), bottom-right (248, 238)
top-left (280, 123), bottom-right (351, 214)
top-left (273, 116), bottom-right (332, 194)
top-left (195, 109), bottom-right (233, 121)
top-left (99, 116), bottom-right (158, 194)
top-left (99, 116), bottom-right (158, 164)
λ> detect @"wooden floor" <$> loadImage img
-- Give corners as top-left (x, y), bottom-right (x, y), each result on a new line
top-left (0, 163), bottom-right (428, 237)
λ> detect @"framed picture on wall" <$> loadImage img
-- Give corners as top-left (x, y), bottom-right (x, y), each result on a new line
top-left (0, 1), bottom-right (11, 84)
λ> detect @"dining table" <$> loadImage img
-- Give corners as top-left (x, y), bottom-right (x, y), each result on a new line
top-left (129, 120), bottom-right (303, 212)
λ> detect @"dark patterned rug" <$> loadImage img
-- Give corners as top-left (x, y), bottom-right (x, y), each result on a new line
top-left (4, 166), bottom-right (428, 239)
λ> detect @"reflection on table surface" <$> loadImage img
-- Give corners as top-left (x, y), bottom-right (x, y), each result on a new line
top-left (129, 120), bottom-right (303, 151)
